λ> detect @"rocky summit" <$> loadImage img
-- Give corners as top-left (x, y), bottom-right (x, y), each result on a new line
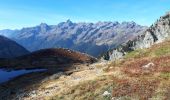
top-left (103, 12), bottom-right (170, 61)
top-left (0, 21), bottom-right (147, 57)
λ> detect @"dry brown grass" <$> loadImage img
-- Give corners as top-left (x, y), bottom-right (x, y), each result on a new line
top-left (53, 75), bottom-right (116, 100)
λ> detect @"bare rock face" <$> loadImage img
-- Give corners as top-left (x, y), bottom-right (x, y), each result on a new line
top-left (0, 35), bottom-right (29, 58)
top-left (103, 11), bottom-right (170, 60)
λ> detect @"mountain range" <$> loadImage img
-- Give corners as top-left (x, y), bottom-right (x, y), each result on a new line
top-left (0, 20), bottom-right (147, 57)
top-left (1, 9), bottom-right (170, 100)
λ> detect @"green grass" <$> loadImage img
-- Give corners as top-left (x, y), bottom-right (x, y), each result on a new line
top-left (160, 72), bottom-right (170, 79)
top-left (125, 49), bottom-right (148, 59)
top-left (152, 46), bottom-right (170, 57)
top-left (125, 41), bottom-right (170, 59)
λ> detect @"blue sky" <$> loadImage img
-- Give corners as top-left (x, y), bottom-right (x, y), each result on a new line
top-left (0, 0), bottom-right (170, 30)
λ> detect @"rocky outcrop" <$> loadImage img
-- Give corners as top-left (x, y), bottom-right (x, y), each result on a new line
top-left (103, 11), bottom-right (170, 60)
top-left (0, 35), bottom-right (29, 58)
top-left (0, 21), bottom-right (146, 57)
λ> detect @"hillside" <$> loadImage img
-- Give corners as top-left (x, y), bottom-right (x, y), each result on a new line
top-left (40, 35), bottom-right (170, 100)
top-left (0, 35), bottom-right (29, 58)
top-left (1, 36), bottom-right (170, 100)
top-left (102, 12), bottom-right (170, 61)
top-left (0, 48), bottom-right (97, 69)
top-left (0, 21), bottom-right (146, 57)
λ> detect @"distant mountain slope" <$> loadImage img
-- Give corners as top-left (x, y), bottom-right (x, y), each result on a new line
top-left (0, 29), bottom-right (18, 37)
top-left (0, 48), bottom-right (97, 69)
top-left (103, 11), bottom-right (170, 60)
top-left (0, 35), bottom-right (29, 58)
top-left (0, 20), bottom-right (147, 57)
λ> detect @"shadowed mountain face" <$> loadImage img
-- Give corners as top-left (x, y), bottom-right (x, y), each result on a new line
top-left (0, 48), bottom-right (97, 69)
top-left (0, 35), bottom-right (29, 58)
top-left (0, 20), bottom-right (147, 57)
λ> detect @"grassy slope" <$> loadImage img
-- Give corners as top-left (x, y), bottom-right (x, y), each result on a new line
top-left (51, 40), bottom-right (170, 100)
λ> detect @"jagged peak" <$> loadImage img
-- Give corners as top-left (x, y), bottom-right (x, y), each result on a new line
top-left (66, 19), bottom-right (72, 23)
top-left (121, 21), bottom-right (136, 25)
top-left (40, 23), bottom-right (48, 27)
top-left (166, 11), bottom-right (170, 15)
top-left (40, 23), bottom-right (48, 26)
top-left (38, 23), bottom-right (50, 33)
top-left (65, 19), bottom-right (74, 26)
top-left (57, 19), bottom-right (74, 27)
top-left (160, 11), bottom-right (170, 20)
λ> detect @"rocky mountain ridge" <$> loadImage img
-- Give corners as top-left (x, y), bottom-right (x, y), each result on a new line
top-left (103, 12), bottom-right (170, 60)
top-left (0, 21), bottom-right (147, 57)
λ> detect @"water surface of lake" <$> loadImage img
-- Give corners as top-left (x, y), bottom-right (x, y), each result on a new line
top-left (0, 69), bottom-right (46, 83)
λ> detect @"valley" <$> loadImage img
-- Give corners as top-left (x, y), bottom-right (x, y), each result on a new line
top-left (0, 5), bottom-right (170, 100)
top-left (2, 39), bottom-right (170, 100)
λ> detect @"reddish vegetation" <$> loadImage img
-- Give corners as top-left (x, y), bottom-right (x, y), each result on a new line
top-left (22, 48), bottom-right (97, 63)
top-left (119, 55), bottom-right (170, 77)
top-left (105, 40), bottom-right (170, 99)
top-left (53, 40), bottom-right (170, 100)
top-left (0, 48), bottom-right (97, 69)
top-left (153, 56), bottom-right (170, 72)
top-left (121, 58), bottom-right (155, 76)
top-left (112, 79), bottom-right (159, 100)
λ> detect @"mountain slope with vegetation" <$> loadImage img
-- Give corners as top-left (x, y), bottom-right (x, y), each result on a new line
top-left (0, 48), bottom-right (97, 69)
top-left (51, 34), bottom-right (170, 100)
